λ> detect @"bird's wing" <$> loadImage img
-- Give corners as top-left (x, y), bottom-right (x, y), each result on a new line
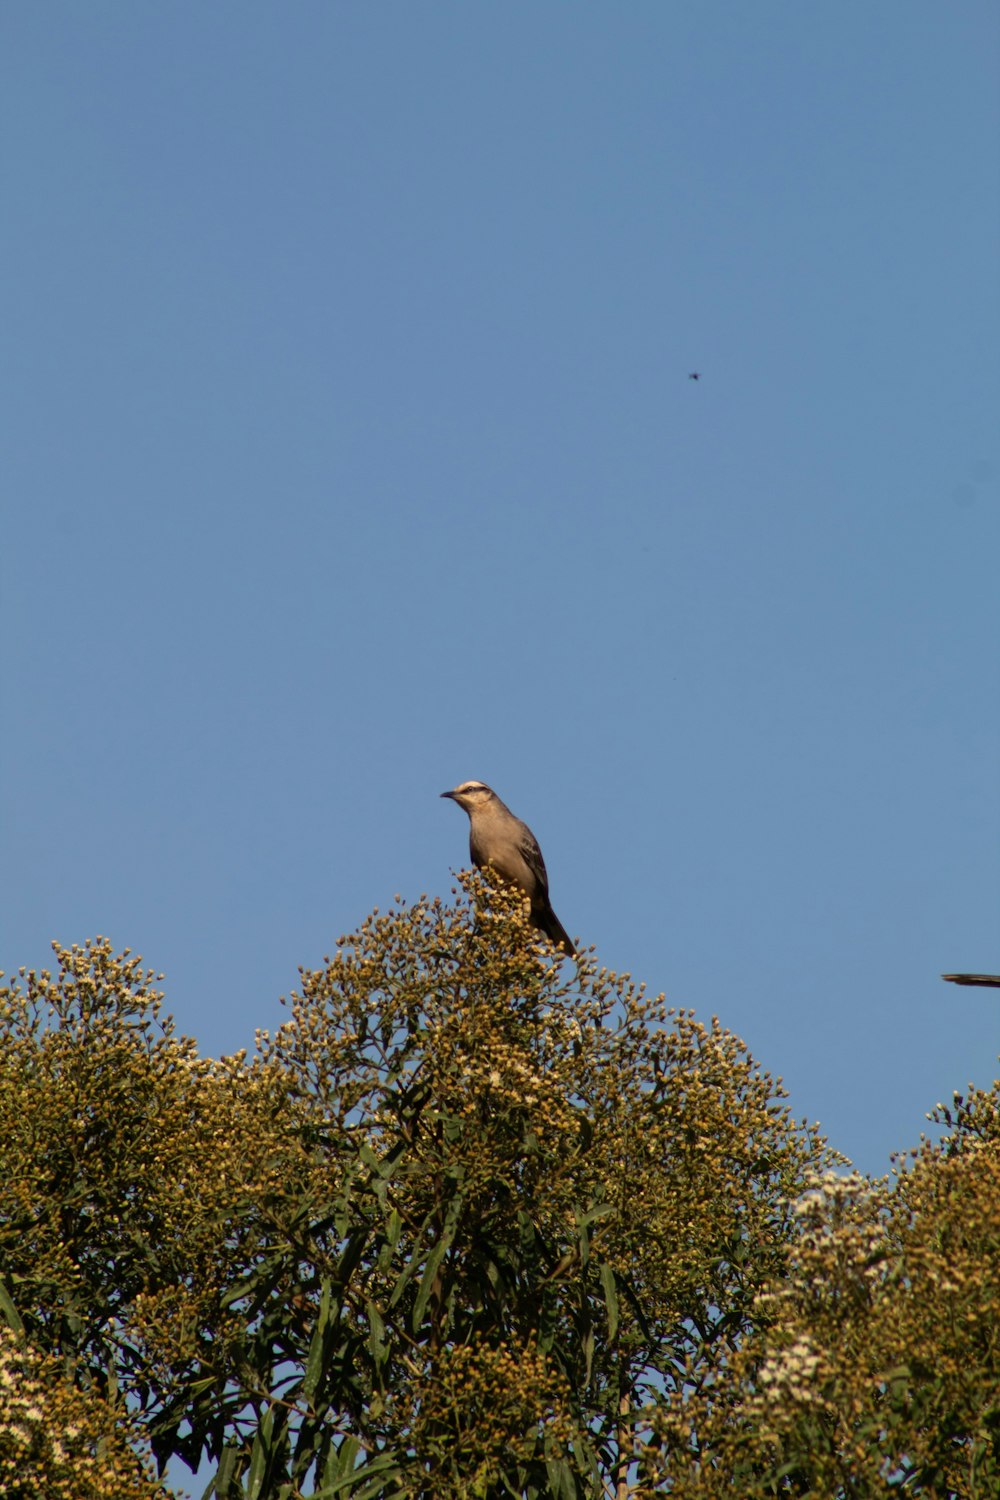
top-left (516, 821), bottom-right (550, 898)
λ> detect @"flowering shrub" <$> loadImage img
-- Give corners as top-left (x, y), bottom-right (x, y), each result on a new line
top-left (1, 879), bottom-right (995, 1497)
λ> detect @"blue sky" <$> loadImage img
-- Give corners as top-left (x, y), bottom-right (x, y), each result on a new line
top-left (3, 3), bottom-right (998, 1181)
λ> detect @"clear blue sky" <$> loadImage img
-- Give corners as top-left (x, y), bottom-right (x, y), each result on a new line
top-left (3, 3), bottom-right (998, 1179)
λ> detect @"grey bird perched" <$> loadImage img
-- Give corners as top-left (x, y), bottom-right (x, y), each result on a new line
top-left (441, 780), bottom-right (576, 956)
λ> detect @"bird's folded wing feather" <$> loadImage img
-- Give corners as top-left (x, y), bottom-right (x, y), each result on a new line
top-left (517, 823), bottom-right (549, 897)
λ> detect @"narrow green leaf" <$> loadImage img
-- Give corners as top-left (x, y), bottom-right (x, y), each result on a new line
top-left (358, 1140), bottom-right (405, 1179)
top-left (599, 1262), bottom-right (619, 1341)
top-left (324, 1434), bottom-right (361, 1483)
top-left (357, 1142), bottom-right (384, 1174)
top-left (544, 1456), bottom-right (576, 1500)
top-left (576, 1201), bottom-right (615, 1229)
top-left (303, 1450), bottom-right (403, 1498)
top-left (412, 1192), bottom-right (464, 1331)
top-left (412, 1234), bottom-right (449, 1332)
top-left (387, 1205), bottom-right (439, 1309)
top-left (0, 1279), bottom-right (25, 1339)
top-left (366, 1300), bottom-right (387, 1367)
top-left (302, 1279), bottom-right (333, 1406)
top-left (246, 1405), bottom-right (274, 1500)
top-left (210, 1442), bottom-right (238, 1499)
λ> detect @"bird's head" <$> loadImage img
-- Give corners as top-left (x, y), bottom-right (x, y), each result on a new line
top-left (440, 780), bottom-right (497, 813)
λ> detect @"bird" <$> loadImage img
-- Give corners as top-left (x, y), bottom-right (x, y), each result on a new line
top-left (688, 371), bottom-right (700, 380)
top-left (441, 780), bottom-right (575, 956)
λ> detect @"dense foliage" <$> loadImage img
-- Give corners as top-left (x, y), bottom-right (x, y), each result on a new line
top-left (651, 1084), bottom-right (1000, 1495)
top-left (0, 874), bottom-right (996, 1497)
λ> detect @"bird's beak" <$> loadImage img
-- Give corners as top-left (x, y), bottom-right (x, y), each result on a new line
top-left (440, 789), bottom-right (456, 800)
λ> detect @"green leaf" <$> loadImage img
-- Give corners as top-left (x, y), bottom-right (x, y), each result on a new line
top-left (386, 1205), bottom-right (438, 1310)
top-left (366, 1299), bottom-right (387, 1368)
top-left (582, 1326), bottom-right (595, 1386)
top-left (208, 1441), bottom-right (238, 1499)
top-left (246, 1405), bottom-right (274, 1499)
top-left (544, 1456), bottom-right (577, 1500)
top-left (576, 1201), bottom-right (615, 1230)
top-left (323, 1434), bottom-right (361, 1484)
top-left (413, 1199), bottom-right (461, 1328)
top-left (302, 1278), bottom-right (333, 1405)
top-left (0, 1279), bottom-right (25, 1339)
top-left (598, 1262), bottom-right (619, 1341)
top-left (303, 1450), bottom-right (404, 1498)
top-left (358, 1140), bottom-right (406, 1180)
top-left (412, 1238), bottom-right (448, 1331)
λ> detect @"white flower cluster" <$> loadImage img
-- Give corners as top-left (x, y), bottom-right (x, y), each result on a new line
top-left (790, 1168), bottom-right (869, 1219)
top-left (0, 1331), bottom-right (47, 1458)
top-left (756, 1335), bottom-right (824, 1407)
top-left (786, 1168), bottom-right (886, 1287)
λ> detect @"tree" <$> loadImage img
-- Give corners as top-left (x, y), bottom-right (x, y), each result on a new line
top-left (648, 1083), bottom-right (1000, 1496)
top-left (0, 874), bottom-right (831, 1497)
top-left (0, 1320), bottom-right (165, 1500)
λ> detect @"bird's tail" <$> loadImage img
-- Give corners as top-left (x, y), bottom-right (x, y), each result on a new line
top-left (535, 904), bottom-right (576, 958)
